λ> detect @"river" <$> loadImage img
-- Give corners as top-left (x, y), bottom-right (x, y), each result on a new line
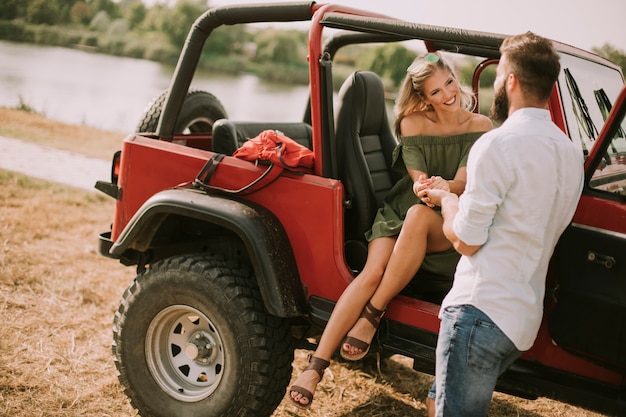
top-left (0, 40), bottom-right (310, 133)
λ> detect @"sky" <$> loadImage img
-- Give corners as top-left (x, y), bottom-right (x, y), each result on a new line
top-left (206, 0), bottom-right (626, 52)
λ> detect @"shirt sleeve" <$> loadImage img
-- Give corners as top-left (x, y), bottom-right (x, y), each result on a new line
top-left (453, 134), bottom-right (512, 246)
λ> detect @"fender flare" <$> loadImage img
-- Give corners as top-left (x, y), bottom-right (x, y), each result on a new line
top-left (110, 188), bottom-right (306, 317)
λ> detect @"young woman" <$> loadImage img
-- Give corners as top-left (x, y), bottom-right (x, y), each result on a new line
top-left (289, 52), bottom-right (493, 410)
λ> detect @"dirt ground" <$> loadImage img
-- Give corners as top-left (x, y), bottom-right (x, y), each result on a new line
top-left (0, 107), bottom-right (609, 416)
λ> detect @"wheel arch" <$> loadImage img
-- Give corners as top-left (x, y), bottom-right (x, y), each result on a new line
top-left (109, 188), bottom-right (306, 318)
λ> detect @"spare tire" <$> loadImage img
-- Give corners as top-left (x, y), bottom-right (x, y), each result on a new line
top-left (136, 89), bottom-right (228, 134)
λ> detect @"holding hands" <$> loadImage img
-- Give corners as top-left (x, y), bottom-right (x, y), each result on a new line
top-left (414, 174), bottom-right (451, 208)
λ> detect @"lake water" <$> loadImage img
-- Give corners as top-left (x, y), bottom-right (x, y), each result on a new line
top-left (0, 40), bottom-right (310, 133)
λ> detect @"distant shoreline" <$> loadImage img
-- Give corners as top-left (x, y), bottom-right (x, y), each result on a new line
top-left (0, 106), bottom-right (124, 160)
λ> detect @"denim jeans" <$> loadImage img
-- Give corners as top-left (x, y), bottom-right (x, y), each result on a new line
top-left (428, 304), bottom-right (523, 417)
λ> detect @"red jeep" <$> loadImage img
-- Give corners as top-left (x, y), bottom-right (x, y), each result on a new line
top-left (96, 2), bottom-right (626, 416)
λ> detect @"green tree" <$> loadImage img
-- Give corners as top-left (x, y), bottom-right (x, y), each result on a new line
top-left (26, 0), bottom-right (60, 25)
top-left (126, 2), bottom-right (147, 30)
top-left (160, 0), bottom-right (205, 48)
top-left (91, 0), bottom-right (121, 20)
top-left (55, 0), bottom-right (79, 24)
top-left (205, 25), bottom-right (249, 56)
top-left (0, 0), bottom-right (20, 20)
top-left (70, 1), bottom-right (93, 25)
top-left (255, 29), bottom-right (304, 64)
top-left (139, 4), bottom-right (166, 32)
top-left (358, 44), bottom-right (415, 88)
top-left (593, 43), bottom-right (626, 75)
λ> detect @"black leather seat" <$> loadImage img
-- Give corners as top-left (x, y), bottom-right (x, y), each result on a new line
top-left (212, 119), bottom-right (312, 156)
top-left (334, 71), bottom-right (453, 302)
top-left (335, 71), bottom-right (401, 244)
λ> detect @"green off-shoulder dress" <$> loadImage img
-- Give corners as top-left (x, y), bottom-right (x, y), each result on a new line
top-left (365, 131), bottom-right (485, 276)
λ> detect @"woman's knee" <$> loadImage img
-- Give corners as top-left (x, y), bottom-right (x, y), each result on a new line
top-left (403, 204), bottom-right (435, 234)
top-left (407, 203), bottom-right (435, 220)
top-left (355, 268), bottom-right (384, 290)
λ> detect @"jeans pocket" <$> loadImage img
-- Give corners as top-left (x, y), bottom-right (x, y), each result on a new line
top-left (442, 305), bottom-right (462, 321)
top-left (467, 318), bottom-right (512, 375)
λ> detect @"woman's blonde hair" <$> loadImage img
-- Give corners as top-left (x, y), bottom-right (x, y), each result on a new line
top-left (393, 52), bottom-right (475, 136)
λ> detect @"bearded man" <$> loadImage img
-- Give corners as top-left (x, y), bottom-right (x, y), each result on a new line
top-left (421, 32), bottom-right (585, 417)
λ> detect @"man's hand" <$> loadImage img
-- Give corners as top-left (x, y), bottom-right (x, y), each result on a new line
top-left (418, 188), bottom-right (449, 208)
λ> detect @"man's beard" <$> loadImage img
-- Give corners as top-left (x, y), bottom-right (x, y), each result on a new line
top-left (490, 85), bottom-right (509, 124)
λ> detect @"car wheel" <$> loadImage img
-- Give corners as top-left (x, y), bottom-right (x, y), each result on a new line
top-left (113, 253), bottom-right (293, 417)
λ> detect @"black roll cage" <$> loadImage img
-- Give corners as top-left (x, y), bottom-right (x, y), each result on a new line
top-left (155, 1), bottom-right (508, 141)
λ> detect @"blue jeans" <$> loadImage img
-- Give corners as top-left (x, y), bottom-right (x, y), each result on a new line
top-left (428, 305), bottom-right (523, 417)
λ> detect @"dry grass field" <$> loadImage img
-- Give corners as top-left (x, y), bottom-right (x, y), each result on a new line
top-left (0, 107), bottom-right (608, 416)
top-left (0, 107), bottom-right (123, 160)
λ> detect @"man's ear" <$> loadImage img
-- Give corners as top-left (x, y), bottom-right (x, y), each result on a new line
top-left (507, 73), bottom-right (520, 91)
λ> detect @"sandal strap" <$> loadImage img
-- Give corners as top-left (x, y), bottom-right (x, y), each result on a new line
top-left (342, 335), bottom-right (370, 351)
top-left (304, 354), bottom-right (330, 379)
top-left (360, 301), bottom-right (386, 328)
top-left (289, 385), bottom-right (313, 403)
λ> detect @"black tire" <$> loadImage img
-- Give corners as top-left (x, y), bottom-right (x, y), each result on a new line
top-left (136, 89), bottom-right (228, 134)
top-left (113, 253), bottom-right (293, 417)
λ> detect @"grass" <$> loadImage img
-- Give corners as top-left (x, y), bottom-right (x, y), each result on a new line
top-left (0, 108), bottom-right (608, 416)
top-left (0, 106), bottom-right (124, 160)
top-left (0, 170), bottom-right (136, 417)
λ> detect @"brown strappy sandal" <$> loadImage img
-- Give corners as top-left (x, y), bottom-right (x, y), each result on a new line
top-left (288, 354), bottom-right (330, 410)
top-left (340, 300), bottom-right (386, 361)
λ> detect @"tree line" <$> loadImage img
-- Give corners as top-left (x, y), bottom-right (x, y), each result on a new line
top-left (0, 0), bottom-right (624, 90)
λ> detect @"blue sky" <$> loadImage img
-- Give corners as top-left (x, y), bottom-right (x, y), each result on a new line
top-left (206, 0), bottom-right (625, 52)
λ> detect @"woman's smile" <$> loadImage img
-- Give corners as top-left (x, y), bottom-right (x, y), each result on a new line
top-left (444, 95), bottom-right (457, 106)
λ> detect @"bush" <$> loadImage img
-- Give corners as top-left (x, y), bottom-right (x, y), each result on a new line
top-left (0, 20), bottom-right (34, 42)
top-left (106, 18), bottom-right (129, 37)
top-left (31, 25), bottom-right (82, 47)
top-left (198, 54), bottom-right (249, 74)
top-left (80, 33), bottom-right (98, 48)
top-left (32, 26), bottom-right (62, 45)
top-left (251, 62), bottom-right (309, 85)
top-left (15, 95), bottom-right (42, 115)
top-left (122, 39), bottom-right (147, 59)
top-left (99, 36), bottom-right (126, 56)
top-left (143, 42), bottom-right (177, 63)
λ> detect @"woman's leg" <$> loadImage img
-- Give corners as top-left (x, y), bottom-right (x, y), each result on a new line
top-left (289, 237), bottom-right (395, 407)
top-left (343, 205), bottom-right (452, 356)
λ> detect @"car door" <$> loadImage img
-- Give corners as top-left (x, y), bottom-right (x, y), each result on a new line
top-left (549, 85), bottom-right (626, 368)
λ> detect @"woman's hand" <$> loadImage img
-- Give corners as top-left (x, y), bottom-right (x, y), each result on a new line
top-left (414, 175), bottom-right (450, 207)
top-left (413, 174), bottom-right (431, 197)
top-left (428, 176), bottom-right (450, 192)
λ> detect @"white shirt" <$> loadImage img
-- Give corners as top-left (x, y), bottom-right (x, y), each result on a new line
top-left (441, 108), bottom-right (584, 351)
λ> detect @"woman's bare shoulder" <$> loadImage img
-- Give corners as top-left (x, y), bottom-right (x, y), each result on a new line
top-left (469, 112), bottom-right (493, 131)
top-left (399, 111), bottom-right (429, 136)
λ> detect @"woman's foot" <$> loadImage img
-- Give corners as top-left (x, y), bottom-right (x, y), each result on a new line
top-left (340, 301), bottom-right (385, 361)
top-left (289, 355), bottom-right (330, 409)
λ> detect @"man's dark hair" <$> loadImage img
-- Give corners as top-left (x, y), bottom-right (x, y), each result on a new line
top-left (500, 31), bottom-right (560, 102)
